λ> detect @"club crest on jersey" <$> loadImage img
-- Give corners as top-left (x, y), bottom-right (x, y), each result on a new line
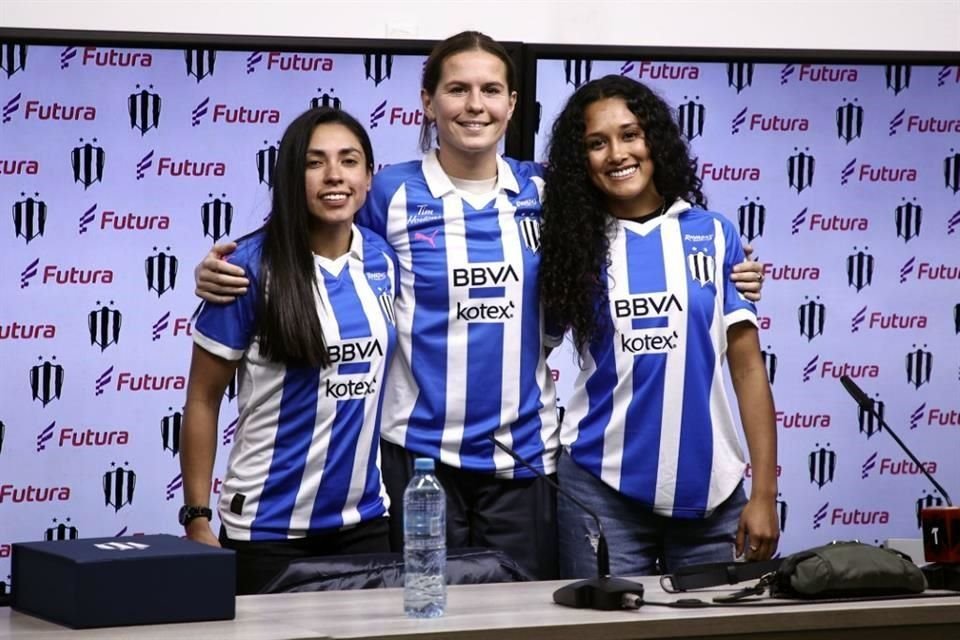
top-left (686, 251), bottom-right (716, 286)
top-left (378, 290), bottom-right (396, 326)
top-left (518, 217), bottom-right (541, 253)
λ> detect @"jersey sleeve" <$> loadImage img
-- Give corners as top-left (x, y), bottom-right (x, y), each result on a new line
top-left (720, 218), bottom-right (758, 329)
top-left (356, 174), bottom-right (389, 236)
top-left (193, 247), bottom-right (260, 360)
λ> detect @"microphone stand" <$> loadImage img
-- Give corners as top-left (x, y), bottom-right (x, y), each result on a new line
top-left (489, 436), bottom-right (645, 609)
top-left (839, 376), bottom-right (960, 590)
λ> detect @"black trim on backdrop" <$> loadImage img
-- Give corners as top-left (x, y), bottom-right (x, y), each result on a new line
top-left (2, 27), bottom-right (956, 160)
top-left (521, 43), bottom-right (957, 160)
top-left (0, 27), bottom-right (526, 158)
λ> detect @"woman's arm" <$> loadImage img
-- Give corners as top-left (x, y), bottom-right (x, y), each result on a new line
top-left (726, 322), bottom-right (779, 561)
top-left (180, 343), bottom-right (239, 546)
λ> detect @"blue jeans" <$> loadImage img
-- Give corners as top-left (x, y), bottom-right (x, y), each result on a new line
top-left (557, 450), bottom-right (747, 579)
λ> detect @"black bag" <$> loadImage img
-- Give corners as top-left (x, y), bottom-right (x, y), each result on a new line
top-left (770, 541), bottom-right (927, 599)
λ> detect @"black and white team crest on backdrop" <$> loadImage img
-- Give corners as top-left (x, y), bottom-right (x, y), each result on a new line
top-left (858, 396), bottom-right (884, 438)
top-left (895, 199), bottom-right (922, 242)
top-left (954, 303), bottom-right (960, 335)
top-left (916, 493), bottom-right (945, 529)
top-left (13, 193), bottom-right (47, 243)
top-left (846, 247), bottom-right (874, 292)
top-left (311, 88), bottom-right (341, 110)
top-left (185, 49), bottom-right (216, 82)
top-left (201, 195), bottom-right (233, 242)
top-left (103, 462), bottom-right (136, 512)
top-left (128, 85), bottom-right (161, 135)
top-left (776, 496), bottom-right (788, 532)
top-left (835, 99), bottom-right (864, 143)
top-left (945, 151), bottom-right (960, 194)
top-left (726, 62), bottom-right (754, 93)
top-left (737, 198), bottom-right (765, 241)
top-left (798, 297), bottom-right (825, 341)
top-left (518, 217), bottom-right (541, 253)
top-left (378, 291), bottom-right (396, 326)
top-left (145, 248), bottom-right (178, 297)
top-left (677, 97), bottom-right (705, 140)
top-left (363, 53), bottom-right (393, 86)
top-left (30, 357), bottom-right (64, 406)
top-left (0, 420), bottom-right (5, 455)
top-left (72, 139), bottom-right (105, 189)
top-left (808, 445), bottom-right (837, 489)
top-left (45, 518), bottom-right (79, 541)
top-left (761, 347), bottom-right (778, 385)
top-left (564, 59), bottom-right (593, 88)
top-left (88, 302), bottom-right (122, 351)
top-left (906, 346), bottom-right (932, 389)
top-left (257, 142), bottom-right (278, 186)
top-left (161, 407), bottom-right (183, 456)
top-left (885, 64), bottom-right (911, 94)
top-left (687, 251), bottom-right (716, 286)
top-left (0, 43), bottom-right (27, 78)
top-left (787, 149), bottom-right (815, 193)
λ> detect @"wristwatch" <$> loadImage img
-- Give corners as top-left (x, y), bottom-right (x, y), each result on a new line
top-left (178, 505), bottom-right (213, 526)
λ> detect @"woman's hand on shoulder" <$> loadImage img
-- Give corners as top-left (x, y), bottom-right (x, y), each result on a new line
top-left (195, 241), bottom-right (249, 303)
top-left (731, 243), bottom-right (763, 302)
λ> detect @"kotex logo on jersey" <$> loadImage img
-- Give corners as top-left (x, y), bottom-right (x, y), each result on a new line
top-left (451, 263), bottom-right (520, 322)
top-left (611, 292), bottom-right (683, 355)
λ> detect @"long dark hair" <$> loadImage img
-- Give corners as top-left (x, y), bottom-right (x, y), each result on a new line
top-left (539, 75), bottom-right (705, 355)
top-left (254, 107), bottom-right (374, 368)
top-left (419, 30), bottom-right (517, 152)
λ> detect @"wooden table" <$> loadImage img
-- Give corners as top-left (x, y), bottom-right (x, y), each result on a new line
top-left (3, 576), bottom-right (959, 639)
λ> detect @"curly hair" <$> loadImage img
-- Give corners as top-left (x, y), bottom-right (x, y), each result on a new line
top-left (540, 75), bottom-right (706, 356)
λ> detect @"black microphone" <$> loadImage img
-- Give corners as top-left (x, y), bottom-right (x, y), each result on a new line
top-left (839, 375), bottom-right (960, 586)
top-left (488, 435), bottom-right (644, 610)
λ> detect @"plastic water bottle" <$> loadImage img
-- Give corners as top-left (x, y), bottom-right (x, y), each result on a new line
top-left (403, 458), bottom-right (446, 618)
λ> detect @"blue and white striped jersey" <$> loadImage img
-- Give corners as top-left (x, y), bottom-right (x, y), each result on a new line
top-left (560, 200), bottom-right (757, 518)
top-left (358, 150), bottom-right (558, 478)
top-left (193, 226), bottom-right (397, 541)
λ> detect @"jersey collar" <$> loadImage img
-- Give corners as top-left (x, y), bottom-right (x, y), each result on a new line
top-left (665, 197), bottom-right (693, 217)
top-left (422, 149), bottom-right (521, 199)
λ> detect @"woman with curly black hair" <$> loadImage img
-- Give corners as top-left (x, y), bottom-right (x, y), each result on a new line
top-left (541, 75), bottom-right (778, 579)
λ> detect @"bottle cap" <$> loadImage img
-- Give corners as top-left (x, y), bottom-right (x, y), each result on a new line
top-left (414, 458), bottom-right (435, 472)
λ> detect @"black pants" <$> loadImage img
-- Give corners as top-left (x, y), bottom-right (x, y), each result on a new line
top-left (219, 517), bottom-right (390, 594)
top-left (381, 439), bottom-right (558, 580)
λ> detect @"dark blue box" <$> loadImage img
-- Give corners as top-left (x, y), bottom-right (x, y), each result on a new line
top-left (12, 534), bottom-right (235, 628)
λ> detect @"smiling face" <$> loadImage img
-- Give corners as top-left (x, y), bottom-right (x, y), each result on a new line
top-left (583, 97), bottom-right (662, 220)
top-left (421, 49), bottom-right (516, 178)
top-left (303, 122), bottom-right (372, 230)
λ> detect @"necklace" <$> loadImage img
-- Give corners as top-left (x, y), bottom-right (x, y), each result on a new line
top-left (632, 199), bottom-right (667, 223)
